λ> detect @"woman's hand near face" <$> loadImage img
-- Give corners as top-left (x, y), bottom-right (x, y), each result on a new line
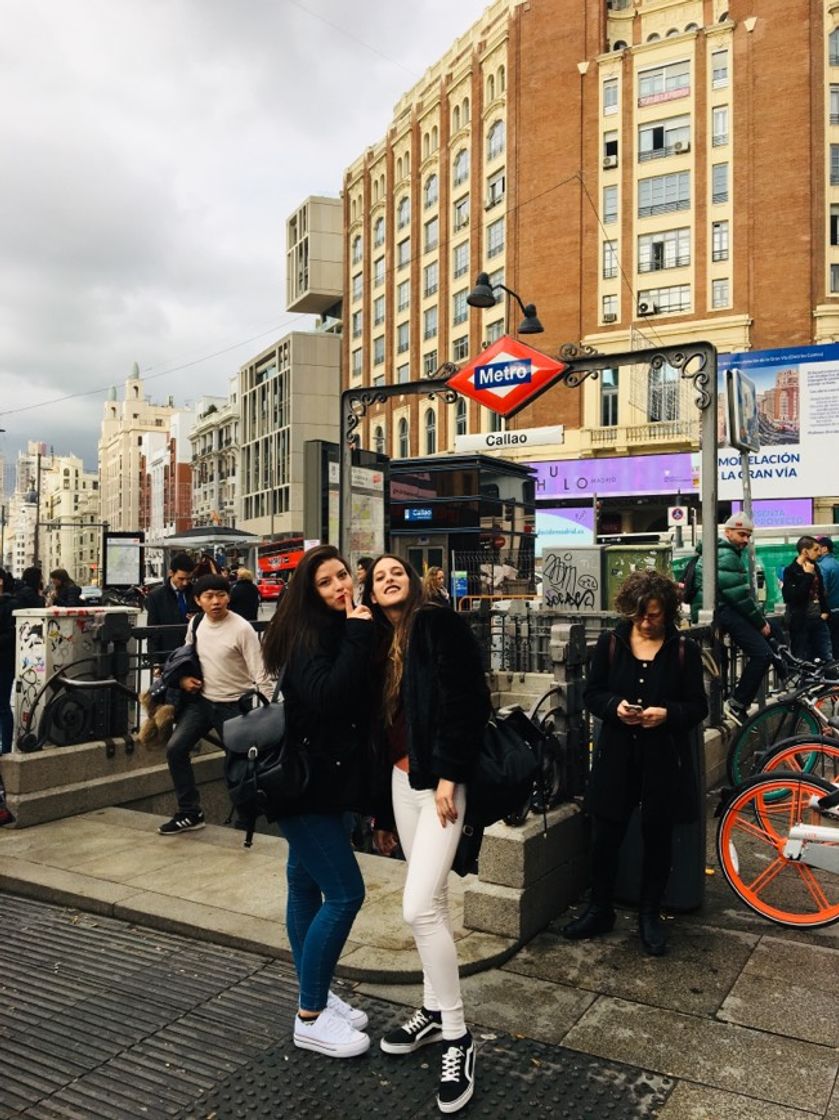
top-left (345, 598), bottom-right (372, 621)
top-left (640, 706), bottom-right (667, 729)
top-left (435, 779), bottom-right (458, 827)
top-left (616, 699), bottom-right (642, 724)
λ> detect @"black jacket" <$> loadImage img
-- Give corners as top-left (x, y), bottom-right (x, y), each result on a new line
top-left (146, 581), bottom-right (196, 661)
top-left (229, 580), bottom-right (260, 622)
top-left (782, 560), bottom-right (828, 618)
top-left (54, 582), bottom-right (82, 607)
top-left (0, 593), bottom-right (15, 673)
top-left (281, 615), bottom-right (375, 816)
top-left (13, 584), bottom-right (44, 610)
top-left (584, 622), bottom-right (708, 823)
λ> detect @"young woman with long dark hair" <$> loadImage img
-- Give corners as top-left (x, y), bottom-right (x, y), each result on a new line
top-left (363, 555), bottom-right (490, 1115)
top-left (261, 544), bottom-right (375, 1058)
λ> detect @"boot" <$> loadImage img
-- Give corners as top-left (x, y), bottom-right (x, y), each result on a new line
top-left (561, 904), bottom-right (616, 941)
top-left (638, 909), bottom-right (667, 956)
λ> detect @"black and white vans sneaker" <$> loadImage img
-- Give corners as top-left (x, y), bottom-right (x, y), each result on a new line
top-left (158, 810), bottom-right (205, 835)
top-left (437, 1033), bottom-right (476, 1114)
top-left (380, 1007), bottom-right (443, 1054)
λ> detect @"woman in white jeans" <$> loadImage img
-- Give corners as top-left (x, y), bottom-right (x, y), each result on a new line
top-left (364, 555), bottom-right (490, 1115)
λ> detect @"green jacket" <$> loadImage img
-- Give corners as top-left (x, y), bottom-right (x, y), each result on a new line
top-left (692, 539), bottom-right (765, 629)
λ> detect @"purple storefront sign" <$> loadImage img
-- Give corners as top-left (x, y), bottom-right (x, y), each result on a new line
top-left (530, 453), bottom-right (698, 499)
top-left (731, 498), bottom-right (813, 528)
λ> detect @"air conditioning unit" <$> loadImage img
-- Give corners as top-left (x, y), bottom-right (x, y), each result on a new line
top-left (674, 141), bottom-right (691, 153)
top-left (637, 301), bottom-right (659, 315)
top-left (603, 313), bottom-right (618, 323)
top-left (602, 154), bottom-right (618, 169)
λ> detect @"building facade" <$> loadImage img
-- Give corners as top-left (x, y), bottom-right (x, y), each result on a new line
top-left (189, 379), bottom-right (240, 528)
top-left (41, 455), bottom-right (101, 585)
top-left (139, 408), bottom-right (194, 547)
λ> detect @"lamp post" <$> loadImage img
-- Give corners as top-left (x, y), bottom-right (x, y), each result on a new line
top-left (466, 273), bottom-right (544, 336)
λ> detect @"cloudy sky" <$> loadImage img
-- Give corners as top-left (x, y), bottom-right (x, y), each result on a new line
top-left (0, 0), bottom-right (489, 482)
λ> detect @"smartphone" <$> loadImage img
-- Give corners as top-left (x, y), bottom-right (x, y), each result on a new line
top-left (625, 703), bottom-right (643, 712)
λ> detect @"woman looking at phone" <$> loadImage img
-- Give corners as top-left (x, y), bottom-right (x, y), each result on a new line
top-left (563, 570), bottom-right (707, 956)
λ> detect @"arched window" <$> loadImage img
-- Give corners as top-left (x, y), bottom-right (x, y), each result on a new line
top-left (424, 174), bottom-right (438, 208)
top-left (455, 397), bottom-right (467, 436)
top-left (646, 33), bottom-right (660, 42)
top-left (487, 74), bottom-right (495, 101)
top-left (373, 179), bottom-right (379, 202)
top-left (453, 148), bottom-right (469, 185)
top-left (462, 97), bottom-right (470, 124)
top-left (423, 132), bottom-right (430, 158)
top-left (380, 174), bottom-right (385, 196)
top-left (396, 156), bottom-right (403, 180)
top-left (498, 65), bottom-right (505, 93)
top-left (666, 28), bottom-right (680, 37)
top-left (374, 425), bottom-right (385, 455)
top-left (374, 216), bottom-right (385, 246)
top-left (424, 409), bottom-right (437, 455)
top-left (398, 418), bottom-right (409, 458)
top-left (613, 40), bottom-right (628, 50)
top-left (351, 198), bottom-right (356, 221)
top-left (405, 152), bottom-right (410, 175)
top-left (719, 10), bottom-right (729, 21)
top-left (685, 22), bottom-right (698, 31)
top-left (431, 125), bottom-right (439, 150)
top-left (397, 196), bottom-right (410, 228)
top-left (487, 120), bottom-right (505, 160)
top-left (351, 234), bottom-right (362, 264)
top-left (452, 105), bottom-right (460, 132)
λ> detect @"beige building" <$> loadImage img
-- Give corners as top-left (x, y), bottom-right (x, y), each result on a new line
top-left (41, 455), bottom-right (101, 585)
top-left (189, 378), bottom-right (240, 528)
top-left (98, 365), bottom-right (180, 532)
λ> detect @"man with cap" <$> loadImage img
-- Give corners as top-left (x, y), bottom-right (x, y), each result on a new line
top-left (817, 537), bottom-right (839, 659)
top-left (693, 513), bottom-right (774, 725)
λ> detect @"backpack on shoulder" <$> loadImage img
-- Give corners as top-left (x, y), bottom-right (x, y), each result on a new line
top-left (680, 554), bottom-right (701, 605)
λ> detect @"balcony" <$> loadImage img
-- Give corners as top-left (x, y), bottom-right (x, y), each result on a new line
top-left (580, 418), bottom-right (699, 452)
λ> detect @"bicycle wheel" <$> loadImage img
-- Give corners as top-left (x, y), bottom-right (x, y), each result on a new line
top-left (726, 702), bottom-right (820, 786)
top-left (716, 771), bottom-right (839, 928)
top-left (762, 736), bottom-right (839, 786)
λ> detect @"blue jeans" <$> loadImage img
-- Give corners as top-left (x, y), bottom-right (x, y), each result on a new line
top-left (0, 667), bottom-right (13, 754)
top-left (279, 812), bottom-right (365, 1013)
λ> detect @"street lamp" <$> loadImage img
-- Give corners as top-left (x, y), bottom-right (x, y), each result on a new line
top-left (466, 273), bottom-right (544, 335)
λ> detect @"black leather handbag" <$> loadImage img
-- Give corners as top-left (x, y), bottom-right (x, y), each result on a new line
top-left (149, 615), bottom-right (203, 705)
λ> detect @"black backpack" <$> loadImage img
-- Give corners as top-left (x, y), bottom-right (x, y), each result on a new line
top-left (680, 554), bottom-right (700, 604)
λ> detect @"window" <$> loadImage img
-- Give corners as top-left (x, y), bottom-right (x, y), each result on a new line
top-left (833, 145), bottom-right (839, 186)
top-left (487, 120), bottom-right (505, 160)
top-left (487, 73), bottom-right (495, 101)
top-left (487, 168), bottom-right (505, 208)
top-left (351, 235), bottom-right (362, 265)
top-left (638, 227), bottom-right (690, 272)
top-left (648, 361), bottom-right (680, 421)
top-left (712, 162), bottom-right (729, 203)
top-left (397, 280), bottom-right (410, 311)
top-left (602, 293), bottom-right (617, 320)
top-left (372, 374), bottom-right (385, 388)
top-left (374, 425), bottom-right (385, 455)
top-left (486, 319), bottom-right (504, 342)
top-left (712, 105), bottom-right (729, 147)
top-left (638, 284), bottom-right (691, 314)
top-left (431, 125), bottom-right (438, 151)
top-left (456, 397), bottom-right (468, 435)
top-left (352, 272), bottom-right (362, 301)
top-left (352, 310), bottom-right (363, 337)
top-left (424, 409), bottom-right (437, 455)
top-left (424, 216), bottom-right (439, 252)
top-left (374, 216), bottom-right (385, 247)
top-left (373, 336), bottom-right (385, 365)
top-left (453, 149), bottom-right (469, 186)
top-left (603, 77), bottom-right (618, 115)
top-left (397, 238), bottom-right (410, 268)
top-left (711, 49), bottom-right (729, 87)
top-left (603, 240), bottom-right (618, 279)
top-left (398, 418), bottom-right (409, 457)
top-left (452, 105), bottom-right (460, 132)
top-left (454, 194), bottom-right (470, 231)
top-left (638, 171), bottom-right (690, 217)
top-left (373, 296), bottom-right (385, 326)
top-left (712, 220), bottom-right (729, 261)
top-left (603, 184), bottom-right (618, 223)
top-left (487, 216), bottom-right (505, 258)
top-left (489, 267), bottom-right (504, 303)
top-left (453, 241), bottom-right (469, 278)
top-left (452, 335), bottom-right (469, 361)
top-left (832, 29), bottom-right (839, 66)
top-left (638, 60), bottom-right (690, 105)
top-left (498, 65), bottom-right (505, 93)
top-left (638, 114), bottom-right (690, 161)
top-left (397, 196), bottom-right (410, 229)
top-left (831, 206), bottom-right (839, 246)
top-left (424, 174), bottom-right (438, 208)
top-left (373, 256), bottom-right (385, 286)
top-left (424, 260), bottom-right (439, 297)
top-left (397, 322), bottom-right (410, 353)
top-left (603, 130), bottom-right (618, 159)
top-left (601, 368), bottom-right (619, 427)
top-left (462, 97), bottom-right (470, 124)
top-left (423, 306), bottom-right (438, 340)
top-left (352, 348), bottom-right (362, 376)
top-left (397, 363), bottom-right (410, 384)
top-left (831, 264), bottom-right (839, 293)
top-left (711, 278), bottom-right (730, 308)
top-left (453, 289), bottom-right (468, 324)
top-left (832, 86), bottom-right (839, 125)
top-left (423, 349), bottom-right (438, 376)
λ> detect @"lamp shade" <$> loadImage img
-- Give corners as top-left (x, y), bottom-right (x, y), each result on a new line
top-left (517, 304), bottom-right (544, 334)
top-left (466, 272), bottom-right (497, 309)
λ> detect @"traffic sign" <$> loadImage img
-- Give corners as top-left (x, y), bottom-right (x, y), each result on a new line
top-left (447, 336), bottom-right (568, 418)
top-left (667, 506), bottom-right (688, 526)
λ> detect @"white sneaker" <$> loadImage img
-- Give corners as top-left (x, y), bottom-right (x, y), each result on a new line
top-left (327, 989), bottom-right (369, 1031)
top-left (293, 1006), bottom-right (370, 1058)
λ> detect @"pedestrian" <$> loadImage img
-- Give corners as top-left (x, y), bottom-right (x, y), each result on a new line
top-left (47, 568), bottom-right (82, 607)
top-left (422, 566), bottom-right (451, 607)
top-left (157, 574), bottom-right (271, 836)
top-left (782, 536), bottom-right (831, 663)
top-left (816, 536), bottom-right (839, 660)
top-left (261, 544), bottom-right (376, 1059)
top-left (192, 552), bottom-right (219, 579)
top-left (15, 568), bottom-right (45, 609)
top-left (690, 513), bottom-right (776, 725)
top-left (563, 570), bottom-right (707, 956)
top-left (0, 568), bottom-right (16, 755)
top-left (363, 554), bottom-right (489, 1115)
top-left (228, 567), bottom-right (260, 621)
top-left (146, 553), bottom-right (196, 665)
top-left (355, 556), bottom-right (373, 604)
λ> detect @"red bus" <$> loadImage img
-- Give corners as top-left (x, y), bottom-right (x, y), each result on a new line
top-left (257, 537), bottom-right (305, 577)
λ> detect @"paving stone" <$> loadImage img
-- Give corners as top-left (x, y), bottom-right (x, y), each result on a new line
top-left (563, 995), bottom-right (838, 1112)
top-left (657, 1083), bottom-right (820, 1120)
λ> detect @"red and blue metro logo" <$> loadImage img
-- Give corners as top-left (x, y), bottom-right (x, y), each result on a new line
top-left (447, 335), bottom-right (568, 418)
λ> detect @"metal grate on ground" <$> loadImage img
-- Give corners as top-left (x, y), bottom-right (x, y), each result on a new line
top-left (1, 894), bottom-right (674, 1120)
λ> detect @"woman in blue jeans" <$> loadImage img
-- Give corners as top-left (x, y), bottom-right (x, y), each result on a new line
top-left (261, 545), bottom-right (375, 1059)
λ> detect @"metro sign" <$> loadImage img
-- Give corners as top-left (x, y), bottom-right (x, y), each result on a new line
top-left (447, 335), bottom-right (568, 418)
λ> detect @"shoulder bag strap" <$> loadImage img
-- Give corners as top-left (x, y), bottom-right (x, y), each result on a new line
top-left (270, 664), bottom-right (286, 703)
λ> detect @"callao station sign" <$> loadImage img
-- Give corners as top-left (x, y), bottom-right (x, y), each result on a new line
top-left (448, 336), bottom-right (568, 418)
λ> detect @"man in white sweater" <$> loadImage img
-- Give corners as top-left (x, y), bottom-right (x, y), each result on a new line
top-left (158, 574), bottom-right (272, 836)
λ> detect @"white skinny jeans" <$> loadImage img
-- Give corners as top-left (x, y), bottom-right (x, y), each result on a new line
top-left (391, 765), bottom-right (467, 1040)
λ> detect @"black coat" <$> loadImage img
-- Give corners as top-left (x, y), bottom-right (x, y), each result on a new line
top-left (54, 582), bottom-right (82, 607)
top-left (782, 560), bottom-right (828, 619)
top-left (146, 581), bottom-right (196, 661)
top-left (281, 615), bottom-right (375, 816)
top-left (0, 593), bottom-right (15, 673)
top-left (229, 580), bottom-right (260, 621)
top-left (584, 622), bottom-right (708, 823)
